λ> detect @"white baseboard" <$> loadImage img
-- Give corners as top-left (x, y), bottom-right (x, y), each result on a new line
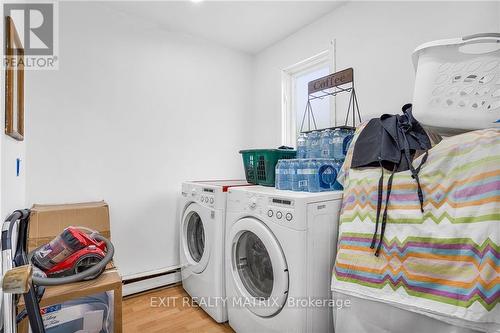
top-left (121, 265), bottom-right (181, 281)
top-left (122, 270), bottom-right (181, 297)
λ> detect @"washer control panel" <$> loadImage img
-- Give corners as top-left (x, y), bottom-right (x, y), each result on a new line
top-left (227, 190), bottom-right (308, 230)
top-left (267, 196), bottom-right (294, 224)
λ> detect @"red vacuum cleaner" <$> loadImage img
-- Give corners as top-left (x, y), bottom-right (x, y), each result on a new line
top-left (31, 226), bottom-right (109, 279)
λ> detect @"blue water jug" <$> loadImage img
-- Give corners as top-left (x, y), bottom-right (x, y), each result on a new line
top-left (318, 159), bottom-right (338, 191)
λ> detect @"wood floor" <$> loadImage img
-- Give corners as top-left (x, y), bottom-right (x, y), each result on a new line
top-left (123, 284), bottom-right (234, 333)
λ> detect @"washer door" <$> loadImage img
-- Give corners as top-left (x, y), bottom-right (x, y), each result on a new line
top-left (182, 203), bottom-right (210, 273)
top-left (230, 217), bottom-right (289, 317)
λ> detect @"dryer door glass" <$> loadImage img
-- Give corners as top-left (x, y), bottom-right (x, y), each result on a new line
top-left (186, 212), bottom-right (205, 263)
top-left (235, 231), bottom-right (273, 299)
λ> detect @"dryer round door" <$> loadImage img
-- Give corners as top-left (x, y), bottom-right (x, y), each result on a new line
top-left (182, 203), bottom-right (210, 273)
top-left (229, 217), bottom-right (289, 317)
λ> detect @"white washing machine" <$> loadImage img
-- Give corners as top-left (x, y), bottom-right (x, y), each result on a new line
top-left (179, 180), bottom-right (250, 323)
top-left (225, 186), bottom-right (343, 333)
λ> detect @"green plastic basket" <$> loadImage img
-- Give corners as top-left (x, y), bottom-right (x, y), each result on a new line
top-left (239, 149), bottom-right (296, 186)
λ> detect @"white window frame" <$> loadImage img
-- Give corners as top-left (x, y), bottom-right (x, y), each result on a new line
top-left (281, 41), bottom-right (336, 147)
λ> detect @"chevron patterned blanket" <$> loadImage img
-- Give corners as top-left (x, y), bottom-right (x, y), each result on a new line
top-left (331, 128), bottom-right (500, 332)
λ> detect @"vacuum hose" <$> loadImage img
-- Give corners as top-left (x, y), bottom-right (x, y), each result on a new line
top-left (30, 234), bottom-right (114, 286)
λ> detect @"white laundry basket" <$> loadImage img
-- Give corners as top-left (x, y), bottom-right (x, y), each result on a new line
top-left (412, 33), bottom-right (500, 132)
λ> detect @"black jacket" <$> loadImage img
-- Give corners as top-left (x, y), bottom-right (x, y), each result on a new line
top-left (351, 104), bottom-right (431, 256)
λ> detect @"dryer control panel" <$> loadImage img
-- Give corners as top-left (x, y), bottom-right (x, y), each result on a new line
top-left (200, 187), bottom-right (216, 207)
top-left (182, 185), bottom-right (217, 209)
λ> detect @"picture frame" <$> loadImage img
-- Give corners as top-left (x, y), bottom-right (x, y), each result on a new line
top-left (5, 16), bottom-right (25, 141)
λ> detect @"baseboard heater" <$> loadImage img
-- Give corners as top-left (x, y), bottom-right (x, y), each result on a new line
top-left (122, 267), bottom-right (181, 297)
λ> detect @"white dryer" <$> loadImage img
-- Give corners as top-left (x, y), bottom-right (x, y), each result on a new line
top-left (225, 186), bottom-right (343, 333)
top-left (179, 180), bottom-right (250, 323)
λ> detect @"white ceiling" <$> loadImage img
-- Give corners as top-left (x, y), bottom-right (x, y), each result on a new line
top-left (107, 1), bottom-right (344, 54)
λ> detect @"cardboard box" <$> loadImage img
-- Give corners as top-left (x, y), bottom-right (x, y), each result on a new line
top-left (18, 201), bottom-right (122, 332)
top-left (18, 270), bottom-right (122, 333)
top-left (29, 201), bottom-right (111, 252)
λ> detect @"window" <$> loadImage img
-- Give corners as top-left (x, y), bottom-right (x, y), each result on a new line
top-left (295, 66), bottom-right (331, 132)
top-left (282, 46), bottom-right (335, 147)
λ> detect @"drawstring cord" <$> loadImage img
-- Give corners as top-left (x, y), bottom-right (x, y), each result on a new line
top-left (370, 160), bottom-right (385, 250)
top-left (371, 163), bottom-right (397, 256)
top-left (375, 165), bottom-right (396, 256)
top-left (402, 128), bottom-right (428, 213)
top-left (413, 150), bottom-right (428, 212)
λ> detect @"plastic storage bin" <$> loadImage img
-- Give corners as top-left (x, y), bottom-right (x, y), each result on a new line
top-left (412, 33), bottom-right (500, 132)
top-left (240, 149), bottom-right (296, 186)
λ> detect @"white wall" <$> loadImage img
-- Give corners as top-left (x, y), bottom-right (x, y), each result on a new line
top-left (252, 1), bottom-right (500, 147)
top-left (25, 2), bottom-right (253, 278)
top-left (0, 13), bottom-right (26, 220)
top-left (1, 138), bottom-right (25, 218)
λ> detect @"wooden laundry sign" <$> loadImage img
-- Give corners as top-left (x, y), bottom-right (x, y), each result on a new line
top-left (308, 68), bottom-right (353, 94)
